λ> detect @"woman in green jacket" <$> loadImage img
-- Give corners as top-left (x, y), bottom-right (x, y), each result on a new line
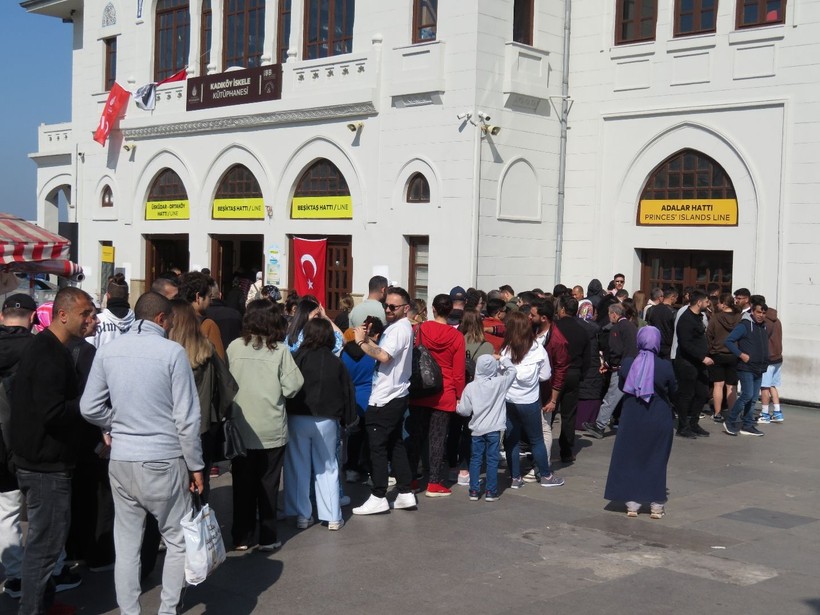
top-left (227, 301), bottom-right (304, 551)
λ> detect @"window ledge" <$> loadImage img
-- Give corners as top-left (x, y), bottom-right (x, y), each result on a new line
top-left (728, 25), bottom-right (785, 46)
top-left (609, 41), bottom-right (656, 60)
top-left (666, 34), bottom-right (717, 53)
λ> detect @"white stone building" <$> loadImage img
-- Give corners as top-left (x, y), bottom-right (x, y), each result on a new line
top-left (23, 0), bottom-right (820, 404)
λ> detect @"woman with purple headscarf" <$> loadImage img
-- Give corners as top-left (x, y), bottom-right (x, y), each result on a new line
top-left (604, 326), bottom-right (677, 519)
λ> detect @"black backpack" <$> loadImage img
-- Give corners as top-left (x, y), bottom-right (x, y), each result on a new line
top-left (409, 326), bottom-right (443, 398)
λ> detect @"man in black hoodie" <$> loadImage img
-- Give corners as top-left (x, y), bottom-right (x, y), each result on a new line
top-left (10, 287), bottom-right (96, 614)
top-left (673, 290), bottom-right (714, 439)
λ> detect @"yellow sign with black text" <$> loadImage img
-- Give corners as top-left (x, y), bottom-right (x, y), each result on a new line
top-left (291, 196), bottom-right (353, 219)
top-left (101, 246), bottom-right (115, 263)
top-left (146, 200), bottom-right (190, 220)
top-left (638, 199), bottom-right (738, 226)
top-left (212, 198), bottom-right (265, 219)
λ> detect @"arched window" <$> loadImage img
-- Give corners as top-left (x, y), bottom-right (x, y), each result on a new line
top-left (146, 169), bottom-right (189, 220)
top-left (101, 185), bottom-right (114, 208)
top-left (406, 173), bottom-right (430, 203)
top-left (304, 0), bottom-right (355, 60)
top-left (201, 0), bottom-right (212, 75)
top-left (149, 169), bottom-right (188, 201)
top-left (413, 0), bottom-right (437, 43)
top-left (224, 0), bottom-right (266, 69)
top-left (217, 165), bottom-right (263, 198)
top-left (641, 149), bottom-right (735, 201)
top-left (294, 159), bottom-right (350, 197)
top-left (155, 0), bottom-right (190, 82)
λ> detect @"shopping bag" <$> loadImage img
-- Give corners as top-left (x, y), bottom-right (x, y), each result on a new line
top-left (181, 491), bottom-right (226, 585)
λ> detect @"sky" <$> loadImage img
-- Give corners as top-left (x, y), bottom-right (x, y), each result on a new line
top-left (0, 4), bottom-right (73, 221)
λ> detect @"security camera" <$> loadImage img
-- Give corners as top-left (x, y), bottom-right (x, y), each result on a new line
top-left (481, 124), bottom-right (501, 136)
top-left (456, 111), bottom-right (472, 121)
top-left (123, 143), bottom-right (136, 152)
top-left (347, 122), bottom-right (363, 132)
top-left (478, 111), bottom-right (491, 122)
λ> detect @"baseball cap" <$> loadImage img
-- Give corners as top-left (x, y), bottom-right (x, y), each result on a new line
top-left (3, 293), bottom-right (37, 312)
top-left (449, 286), bottom-right (467, 301)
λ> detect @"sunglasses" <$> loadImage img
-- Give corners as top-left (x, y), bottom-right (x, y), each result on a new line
top-left (385, 303), bottom-right (407, 311)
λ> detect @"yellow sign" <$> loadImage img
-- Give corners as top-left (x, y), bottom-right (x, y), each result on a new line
top-left (212, 198), bottom-right (265, 219)
top-left (146, 200), bottom-right (190, 220)
top-left (638, 199), bottom-right (738, 226)
top-left (291, 196), bottom-right (353, 219)
top-left (101, 246), bottom-right (115, 263)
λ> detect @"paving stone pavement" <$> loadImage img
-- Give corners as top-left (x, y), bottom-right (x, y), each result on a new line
top-left (3, 405), bottom-right (819, 614)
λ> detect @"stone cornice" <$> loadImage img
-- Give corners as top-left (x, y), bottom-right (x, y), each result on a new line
top-left (122, 102), bottom-right (378, 140)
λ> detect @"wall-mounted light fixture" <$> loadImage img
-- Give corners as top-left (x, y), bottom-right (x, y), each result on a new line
top-left (347, 121), bottom-right (363, 132)
top-left (123, 142), bottom-right (137, 152)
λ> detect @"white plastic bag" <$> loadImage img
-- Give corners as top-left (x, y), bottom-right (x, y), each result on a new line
top-left (181, 492), bottom-right (226, 585)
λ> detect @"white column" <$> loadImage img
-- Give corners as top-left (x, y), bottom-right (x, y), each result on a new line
top-left (210, 0), bottom-right (224, 73)
top-left (289, 0), bottom-right (304, 62)
top-left (261, 1), bottom-right (277, 65)
top-left (189, 0), bottom-right (202, 75)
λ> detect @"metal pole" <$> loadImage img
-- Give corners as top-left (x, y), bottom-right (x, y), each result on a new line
top-left (554, 0), bottom-right (572, 284)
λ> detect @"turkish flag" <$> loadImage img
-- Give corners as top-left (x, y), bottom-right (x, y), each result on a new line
top-left (292, 238), bottom-right (327, 305)
top-left (158, 67), bottom-right (188, 85)
top-left (93, 82), bottom-right (131, 146)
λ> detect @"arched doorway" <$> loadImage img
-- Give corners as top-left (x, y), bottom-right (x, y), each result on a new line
top-left (638, 149), bottom-right (737, 296)
top-left (144, 168), bottom-right (191, 289)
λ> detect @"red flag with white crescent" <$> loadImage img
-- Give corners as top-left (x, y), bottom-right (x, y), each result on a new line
top-left (93, 82), bottom-right (131, 146)
top-left (292, 238), bottom-right (327, 305)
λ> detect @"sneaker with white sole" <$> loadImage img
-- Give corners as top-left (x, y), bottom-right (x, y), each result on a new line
top-left (758, 413), bottom-right (771, 424)
top-left (457, 473), bottom-right (470, 486)
top-left (258, 541), bottom-right (282, 552)
top-left (392, 492), bottom-right (417, 510)
top-left (296, 516), bottom-right (314, 529)
top-left (328, 519), bottom-right (344, 531)
top-left (540, 474), bottom-right (565, 488)
top-left (740, 425), bottom-right (765, 437)
top-left (771, 412), bottom-right (784, 423)
top-left (510, 477), bottom-right (525, 489)
top-left (352, 495), bottom-right (390, 515)
top-left (522, 468), bottom-right (538, 483)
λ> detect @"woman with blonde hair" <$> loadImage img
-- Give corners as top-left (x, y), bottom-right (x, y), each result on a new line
top-left (168, 299), bottom-right (237, 500)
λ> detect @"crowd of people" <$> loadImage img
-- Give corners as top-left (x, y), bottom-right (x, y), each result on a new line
top-left (0, 268), bottom-right (784, 613)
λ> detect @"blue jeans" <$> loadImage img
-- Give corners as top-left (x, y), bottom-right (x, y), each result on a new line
top-left (505, 401), bottom-right (552, 479)
top-left (469, 431), bottom-right (501, 494)
top-left (16, 469), bottom-right (72, 615)
top-left (727, 370), bottom-right (763, 429)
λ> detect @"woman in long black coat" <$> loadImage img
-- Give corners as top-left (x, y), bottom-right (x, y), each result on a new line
top-left (604, 326), bottom-right (676, 518)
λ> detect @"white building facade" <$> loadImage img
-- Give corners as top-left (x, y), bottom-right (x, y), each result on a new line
top-left (23, 0), bottom-right (820, 404)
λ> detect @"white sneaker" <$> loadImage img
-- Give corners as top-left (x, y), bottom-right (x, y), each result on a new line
top-left (340, 495), bottom-right (351, 507)
top-left (522, 468), bottom-right (539, 483)
top-left (392, 492), bottom-right (417, 510)
top-left (352, 495), bottom-right (389, 515)
top-left (457, 473), bottom-right (470, 486)
top-left (387, 476), bottom-right (397, 487)
top-left (296, 516), bottom-right (314, 529)
top-left (328, 519), bottom-right (344, 531)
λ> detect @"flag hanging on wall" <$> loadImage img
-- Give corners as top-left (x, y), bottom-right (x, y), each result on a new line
top-left (158, 68), bottom-right (188, 84)
top-left (133, 68), bottom-right (188, 111)
top-left (292, 237), bottom-right (327, 305)
top-left (93, 82), bottom-right (131, 146)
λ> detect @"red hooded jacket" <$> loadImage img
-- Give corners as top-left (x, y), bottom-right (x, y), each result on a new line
top-left (412, 320), bottom-right (466, 411)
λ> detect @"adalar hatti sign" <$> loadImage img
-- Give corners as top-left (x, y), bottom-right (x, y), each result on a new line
top-left (213, 198), bottom-right (265, 219)
top-left (146, 200), bottom-right (190, 220)
top-left (187, 65), bottom-right (282, 111)
top-left (291, 196), bottom-right (353, 219)
top-left (638, 199), bottom-right (738, 226)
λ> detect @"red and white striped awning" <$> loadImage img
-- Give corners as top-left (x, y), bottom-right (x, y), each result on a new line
top-left (0, 213), bottom-right (71, 265)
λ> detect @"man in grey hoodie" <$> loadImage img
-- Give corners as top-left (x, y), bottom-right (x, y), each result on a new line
top-left (81, 292), bottom-right (204, 615)
top-left (456, 355), bottom-right (517, 501)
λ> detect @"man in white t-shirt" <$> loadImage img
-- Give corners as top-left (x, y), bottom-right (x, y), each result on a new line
top-left (352, 287), bottom-right (416, 515)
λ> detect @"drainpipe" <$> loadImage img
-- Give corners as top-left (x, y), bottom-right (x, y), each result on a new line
top-left (554, 0), bottom-right (572, 283)
top-left (470, 116), bottom-right (482, 287)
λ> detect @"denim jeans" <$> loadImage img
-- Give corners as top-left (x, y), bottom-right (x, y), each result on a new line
top-left (284, 416), bottom-right (341, 523)
top-left (16, 469), bottom-right (72, 615)
top-left (469, 431), bottom-right (501, 494)
top-left (727, 370), bottom-right (763, 429)
top-left (504, 401), bottom-right (552, 479)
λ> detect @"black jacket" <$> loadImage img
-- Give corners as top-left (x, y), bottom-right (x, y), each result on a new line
top-left (205, 299), bottom-right (243, 350)
top-left (608, 318), bottom-right (638, 368)
top-left (10, 329), bottom-right (83, 472)
top-left (675, 308), bottom-right (708, 366)
top-left (287, 346), bottom-right (357, 427)
top-left (555, 316), bottom-right (590, 373)
top-left (0, 326), bottom-right (34, 490)
top-left (577, 319), bottom-right (605, 401)
top-left (647, 303), bottom-right (675, 359)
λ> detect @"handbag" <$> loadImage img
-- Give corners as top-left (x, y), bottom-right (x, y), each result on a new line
top-left (223, 403), bottom-right (247, 460)
top-left (181, 490), bottom-right (226, 585)
top-left (409, 325), bottom-right (443, 398)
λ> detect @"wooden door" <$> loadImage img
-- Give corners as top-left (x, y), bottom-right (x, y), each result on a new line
top-left (640, 249), bottom-right (733, 298)
top-left (145, 234), bottom-right (189, 288)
